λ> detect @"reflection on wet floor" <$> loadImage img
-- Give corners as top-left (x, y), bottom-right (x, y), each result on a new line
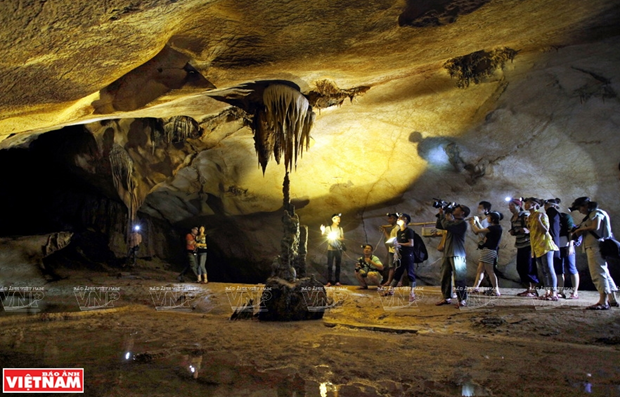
top-left (319, 381), bottom-right (338, 397)
top-left (3, 321), bottom-right (620, 397)
top-left (4, 281), bottom-right (620, 396)
top-left (0, 324), bottom-right (361, 396)
top-left (571, 373), bottom-right (620, 396)
top-left (461, 378), bottom-right (492, 396)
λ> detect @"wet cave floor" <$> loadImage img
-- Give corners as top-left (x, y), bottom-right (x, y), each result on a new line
top-left (1, 268), bottom-right (620, 397)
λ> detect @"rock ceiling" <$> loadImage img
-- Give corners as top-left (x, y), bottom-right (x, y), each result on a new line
top-left (1, 0), bottom-right (620, 282)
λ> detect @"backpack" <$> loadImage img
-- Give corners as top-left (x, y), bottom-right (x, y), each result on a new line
top-left (559, 213), bottom-right (575, 237)
top-left (412, 231), bottom-right (428, 263)
top-left (600, 237), bottom-right (620, 260)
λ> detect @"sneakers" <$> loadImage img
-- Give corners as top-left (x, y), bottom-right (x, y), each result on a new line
top-left (587, 303), bottom-right (610, 310)
top-left (456, 300), bottom-right (467, 308)
top-left (435, 299), bottom-right (452, 306)
top-left (177, 275), bottom-right (185, 283)
top-left (381, 288), bottom-right (394, 296)
top-left (409, 293), bottom-right (416, 303)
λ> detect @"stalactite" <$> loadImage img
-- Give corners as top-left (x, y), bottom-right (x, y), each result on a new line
top-left (307, 79), bottom-right (370, 109)
top-left (109, 144), bottom-right (134, 194)
top-left (253, 84), bottom-right (315, 174)
top-left (109, 144), bottom-right (139, 244)
top-left (161, 116), bottom-right (202, 143)
top-left (444, 47), bottom-right (517, 88)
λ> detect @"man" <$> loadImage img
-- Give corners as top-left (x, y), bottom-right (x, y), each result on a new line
top-left (435, 204), bottom-right (470, 308)
top-left (320, 213), bottom-right (344, 287)
top-left (178, 226), bottom-right (199, 283)
top-left (355, 244), bottom-right (384, 288)
top-left (126, 225), bottom-right (142, 267)
top-left (380, 213), bottom-right (399, 286)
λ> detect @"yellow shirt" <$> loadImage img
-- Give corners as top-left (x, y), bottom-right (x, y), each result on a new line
top-left (527, 209), bottom-right (559, 257)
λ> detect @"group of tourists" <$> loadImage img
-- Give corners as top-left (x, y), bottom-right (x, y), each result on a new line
top-left (322, 196), bottom-right (618, 310)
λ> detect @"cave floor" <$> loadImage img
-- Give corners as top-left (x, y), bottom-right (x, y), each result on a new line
top-left (1, 268), bottom-right (620, 396)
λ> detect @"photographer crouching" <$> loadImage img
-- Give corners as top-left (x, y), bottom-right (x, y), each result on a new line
top-left (434, 200), bottom-right (470, 308)
top-left (355, 244), bottom-right (384, 289)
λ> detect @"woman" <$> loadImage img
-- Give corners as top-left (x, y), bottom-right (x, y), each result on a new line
top-left (572, 197), bottom-right (618, 310)
top-left (196, 226), bottom-right (208, 284)
top-left (524, 197), bottom-right (559, 301)
top-left (508, 198), bottom-right (538, 297)
top-left (547, 199), bottom-right (580, 299)
top-left (544, 198), bottom-right (562, 271)
top-left (469, 211), bottom-right (503, 296)
top-left (469, 202), bottom-right (490, 294)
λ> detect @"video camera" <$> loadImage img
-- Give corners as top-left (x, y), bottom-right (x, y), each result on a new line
top-left (432, 198), bottom-right (458, 213)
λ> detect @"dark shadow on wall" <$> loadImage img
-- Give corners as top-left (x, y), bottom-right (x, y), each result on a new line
top-left (399, 0), bottom-right (491, 28)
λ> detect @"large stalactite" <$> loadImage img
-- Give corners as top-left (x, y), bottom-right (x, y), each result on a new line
top-left (253, 84), bottom-right (315, 174)
top-left (109, 144), bottom-right (140, 245)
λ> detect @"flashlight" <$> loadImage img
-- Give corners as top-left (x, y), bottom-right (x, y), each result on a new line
top-left (505, 197), bottom-right (511, 202)
top-left (327, 231), bottom-right (339, 241)
top-left (134, 225), bottom-right (140, 231)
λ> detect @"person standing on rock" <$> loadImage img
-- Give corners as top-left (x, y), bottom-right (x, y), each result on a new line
top-left (547, 199), bottom-right (580, 299)
top-left (196, 226), bottom-right (208, 284)
top-left (178, 226), bottom-right (199, 283)
top-left (508, 198), bottom-right (538, 297)
top-left (384, 213), bottom-right (417, 302)
top-left (320, 213), bottom-right (345, 287)
top-left (524, 197), bottom-right (559, 301)
top-left (435, 204), bottom-right (470, 308)
top-left (469, 211), bottom-right (504, 296)
top-left (544, 198), bottom-right (562, 289)
top-left (380, 213), bottom-right (399, 286)
top-left (572, 197), bottom-right (619, 310)
top-left (126, 225), bottom-right (142, 268)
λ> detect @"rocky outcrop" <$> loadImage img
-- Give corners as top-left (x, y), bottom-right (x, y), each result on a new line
top-left (0, 232), bottom-right (73, 287)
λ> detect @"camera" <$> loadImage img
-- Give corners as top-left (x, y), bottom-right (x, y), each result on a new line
top-left (432, 198), bottom-right (457, 213)
top-left (356, 258), bottom-right (370, 276)
top-left (569, 226), bottom-right (583, 246)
